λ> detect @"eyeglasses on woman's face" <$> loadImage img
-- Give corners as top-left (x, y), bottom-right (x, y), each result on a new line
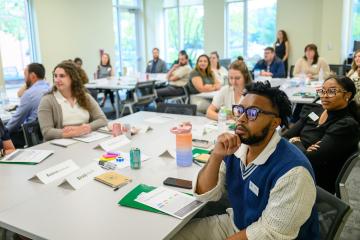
top-left (316, 88), bottom-right (347, 98)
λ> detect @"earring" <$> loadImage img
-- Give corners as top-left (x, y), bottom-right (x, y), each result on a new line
top-left (346, 98), bottom-right (349, 101)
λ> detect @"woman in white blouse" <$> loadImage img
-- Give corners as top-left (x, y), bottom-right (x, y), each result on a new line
top-left (38, 61), bottom-right (107, 141)
top-left (347, 49), bottom-right (360, 104)
top-left (206, 60), bottom-right (252, 121)
top-left (210, 51), bottom-right (228, 85)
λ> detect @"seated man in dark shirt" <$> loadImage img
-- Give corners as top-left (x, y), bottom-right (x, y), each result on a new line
top-left (253, 47), bottom-right (285, 78)
top-left (283, 76), bottom-right (360, 193)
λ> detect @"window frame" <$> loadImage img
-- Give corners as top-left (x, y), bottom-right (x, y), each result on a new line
top-left (113, 0), bottom-right (143, 74)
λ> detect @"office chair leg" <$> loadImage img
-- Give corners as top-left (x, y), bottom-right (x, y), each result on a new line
top-left (120, 106), bottom-right (126, 117)
top-left (129, 106), bottom-right (134, 114)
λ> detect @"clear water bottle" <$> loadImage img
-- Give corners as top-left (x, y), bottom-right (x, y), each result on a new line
top-left (218, 106), bottom-right (227, 133)
top-left (254, 69), bottom-right (260, 81)
top-left (318, 68), bottom-right (324, 83)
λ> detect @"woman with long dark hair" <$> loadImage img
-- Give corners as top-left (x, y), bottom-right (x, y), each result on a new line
top-left (274, 30), bottom-right (289, 77)
top-left (38, 61), bottom-right (107, 141)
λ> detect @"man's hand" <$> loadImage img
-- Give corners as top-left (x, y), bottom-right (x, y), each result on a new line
top-left (212, 133), bottom-right (241, 159)
top-left (226, 230), bottom-right (247, 240)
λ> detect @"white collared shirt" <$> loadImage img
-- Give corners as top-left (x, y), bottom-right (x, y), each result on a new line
top-left (54, 91), bottom-right (90, 126)
top-left (193, 132), bottom-right (316, 240)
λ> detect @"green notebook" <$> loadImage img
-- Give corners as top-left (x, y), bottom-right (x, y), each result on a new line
top-left (118, 184), bottom-right (165, 214)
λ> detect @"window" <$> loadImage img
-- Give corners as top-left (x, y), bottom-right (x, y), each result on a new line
top-left (0, 0), bottom-right (38, 93)
top-left (164, 0), bottom-right (204, 64)
top-left (226, 0), bottom-right (277, 68)
top-left (113, 0), bottom-right (142, 75)
top-left (351, 0), bottom-right (360, 51)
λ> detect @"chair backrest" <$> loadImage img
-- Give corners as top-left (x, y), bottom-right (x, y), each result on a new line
top-left (289, 65), bottom-right (295, 78)
top-left (133, 80), bottom-right (157, 103)
top-left (157, 103), bottom-right (197, 116)
top-left (335, 151), bottom-right (359, 203)
top-left (219, 58), bottom-right (231, 69)
top-left (316, 186), bottom-right (352, 240)
top-left (329, 64), bottom-right (344, 76)
top-left (21, 120), bottom-right (43, 148)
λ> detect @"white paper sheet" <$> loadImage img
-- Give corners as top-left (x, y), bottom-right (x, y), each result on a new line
top-left (0, 149), bottom-right (54, 164)
top-left (135, 187), bottom-right (204, 219)
top-left (73, 132), bottom-right (109, 143)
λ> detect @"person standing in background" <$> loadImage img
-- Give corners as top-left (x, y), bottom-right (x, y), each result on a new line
top-left (96, 53), bottom-right (115, 109)
top-left (274, 30), bottom-right (289, 77)
top-left (210, 51), bottom-right (228, 85)
top-left (145, 48), bottom-right (168, 73)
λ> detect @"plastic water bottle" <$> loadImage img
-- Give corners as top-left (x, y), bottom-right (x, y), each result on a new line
top-left (318, 68), bottom-right (324, 83)
top-left (254, 69), bottom-right (260, 81)
top-left (218, 106), bottom-right (227, 133)
top-left (175, 132), bottom-right (193, 167)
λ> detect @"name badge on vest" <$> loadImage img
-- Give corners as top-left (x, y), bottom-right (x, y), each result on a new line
top-left (308, 112), bottom-right (319, 121)
top-left (249, 180), bottom-right (259, 196)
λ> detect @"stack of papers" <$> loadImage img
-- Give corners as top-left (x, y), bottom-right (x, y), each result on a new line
top-left (135, 186), bottom-right (204, 219)
top-left (50, 139), bottom-right (78, 147)
top-left (0, 149), bottom-right (54, 165)
top-left (73, 132), bottom-right (109, 143)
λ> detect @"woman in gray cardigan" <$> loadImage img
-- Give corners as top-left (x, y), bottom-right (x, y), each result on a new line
top-left (38, 61), bottom-right (107, 141)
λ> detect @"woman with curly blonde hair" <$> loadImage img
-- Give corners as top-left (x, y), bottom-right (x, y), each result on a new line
top-left (38, 61), bottom-right (107, 141)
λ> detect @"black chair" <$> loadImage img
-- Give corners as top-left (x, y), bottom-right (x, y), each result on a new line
top-left (156, 103), bottom-right (197, 116)
top-left (21, 120), bottom-right (43, 148)
top-left (329, 64), bottom-right (344, 76)
top-left (335, 152), bottom-right (359, 203)
top-left (219, 58), bottom-right (232, 70)
top-left (164, 86), bottom-right (190, 104)
top-left (316, 186), bottom-right (352, 240)
top-left (120, 80), bottom-right (157, 116)
top-left (289, 65), bottom-right (295, 78)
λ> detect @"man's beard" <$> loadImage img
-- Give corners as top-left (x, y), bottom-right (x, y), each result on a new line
top-left (237, 122), bottom-right (271, 145)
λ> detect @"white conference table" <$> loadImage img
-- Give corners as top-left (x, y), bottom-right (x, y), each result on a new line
top-left (194, 78), bottom-right (321, 105)
top-left (85, 74), bottom-right (168, 118)
top-left (0, 111), bottom-right (219, 240)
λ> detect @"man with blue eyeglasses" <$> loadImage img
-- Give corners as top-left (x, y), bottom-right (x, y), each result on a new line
top-left (173, 81), bottom-right (319, 240)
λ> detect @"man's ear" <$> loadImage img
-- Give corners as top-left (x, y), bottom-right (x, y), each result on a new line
top-left (272, 117), bottom-right (281, 130)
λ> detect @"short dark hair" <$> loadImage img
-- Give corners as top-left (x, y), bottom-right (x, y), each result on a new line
top-left (27, 63), bottom-right (45, 79)
top-left (264, 47), bottom-right (275, 52)
top-left (153, 47), bottom-right (159, 52)
top-left (179, 50), bottom-right (188, 59)
top-left (74, 57), bottom-right (82, 64)
top-left (244, 81), bottom-right (292, 128)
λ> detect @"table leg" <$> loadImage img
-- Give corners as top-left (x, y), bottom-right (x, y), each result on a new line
top-left (115, 90), bottom-right (120, 118)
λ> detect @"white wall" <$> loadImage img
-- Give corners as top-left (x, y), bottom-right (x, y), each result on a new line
top-left (32, 0), bottom-right (115, 81)
top-left (277, 0), bottom-right (345, 66)
top-left (203, 0), bottom-right (225, 57)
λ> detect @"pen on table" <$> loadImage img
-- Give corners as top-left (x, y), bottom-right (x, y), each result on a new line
top-left (193, 159), bottom-right (202, 167)
top-left (114, 187), bottom-right (120, 191)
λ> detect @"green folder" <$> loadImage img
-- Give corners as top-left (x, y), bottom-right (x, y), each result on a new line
top-left (118, 184), bottom-right (166, 214)
top-left (192, 148), bottom-right (211, 158)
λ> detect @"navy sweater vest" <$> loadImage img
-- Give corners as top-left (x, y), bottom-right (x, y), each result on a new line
top-left (223, 138), bottom-right (320, 239)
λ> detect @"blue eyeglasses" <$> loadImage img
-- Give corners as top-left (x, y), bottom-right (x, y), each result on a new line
top-left (232, 105), bottom-right (278, 121)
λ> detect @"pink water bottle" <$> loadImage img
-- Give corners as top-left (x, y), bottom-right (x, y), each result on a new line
top-left (171, 122), bottom-right (192, 167)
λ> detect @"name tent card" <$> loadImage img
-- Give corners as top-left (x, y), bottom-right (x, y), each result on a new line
top-left (59, 162), bottom-right (104, 190)
top-left (95, 135), bottom-right (131, 152)
top-left (29, 159), bottom-right (79, 184)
